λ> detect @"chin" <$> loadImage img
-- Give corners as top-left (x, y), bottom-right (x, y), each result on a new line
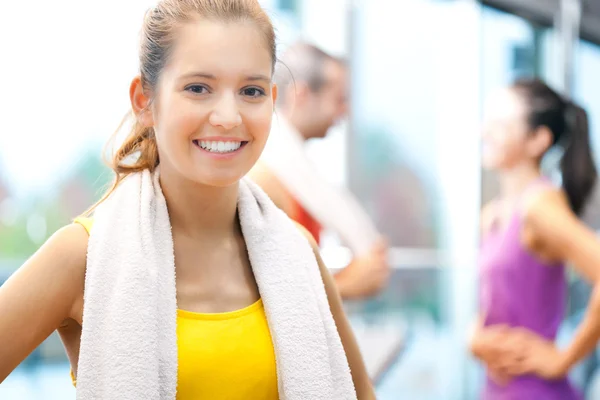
top-left (312, 130), bottom-right (329, 139)
top-left (481, 150), bottom-right (504, 169)
top-left (482, 157), bottom-right (512, 171)
top-left (189, 168), bottom-right (248, 189)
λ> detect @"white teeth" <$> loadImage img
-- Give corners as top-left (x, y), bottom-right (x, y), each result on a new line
top-left (198, 140), bottom-right (242, 153)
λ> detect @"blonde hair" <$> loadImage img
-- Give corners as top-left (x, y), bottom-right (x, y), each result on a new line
top-left (83, 0), bottom-right (276, 216)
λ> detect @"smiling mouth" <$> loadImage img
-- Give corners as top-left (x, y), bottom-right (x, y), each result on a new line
top-left (193, 140), bottom-right (248, 154)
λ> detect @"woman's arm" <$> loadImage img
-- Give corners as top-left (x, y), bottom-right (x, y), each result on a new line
top-left (514, 189), bottom-right (600, 378)
top-left (298, 225), bottom-right (376, 399)
top-left (0, 223), bottom-right (88, 382)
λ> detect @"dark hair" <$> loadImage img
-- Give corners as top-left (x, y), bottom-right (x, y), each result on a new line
top-left (274, 42), bottom-right (342, 107)
top-left (512, 78), bottom-right (597, 215)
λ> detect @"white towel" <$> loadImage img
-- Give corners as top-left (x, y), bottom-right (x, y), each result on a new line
top-left (76, 168), bottom-right (357, 400)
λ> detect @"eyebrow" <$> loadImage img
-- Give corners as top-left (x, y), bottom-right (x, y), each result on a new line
top-left (180, 72), bottom-right (216, 80)
top-left (246, 74), bottom-right (271, 83)
top-left (180, 72), bottom-right (271, 83)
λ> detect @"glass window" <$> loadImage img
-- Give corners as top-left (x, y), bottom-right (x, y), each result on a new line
top-left (348, 3), bottom-right (542, 246)
top-left (277, 0), bottom-right (298, 13)
top-left (350, 0), bottom-right (458, 248)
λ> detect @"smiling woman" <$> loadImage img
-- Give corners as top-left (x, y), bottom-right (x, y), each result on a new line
top-left (0, 1), bottom-right (374, 399)
top-left (92, 13), bottom-right (278, 200)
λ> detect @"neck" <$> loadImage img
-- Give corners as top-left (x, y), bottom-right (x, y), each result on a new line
top-left (499, 163), bottom-right (542, 201)
top-left (158, 165), bottom-right (240, 239)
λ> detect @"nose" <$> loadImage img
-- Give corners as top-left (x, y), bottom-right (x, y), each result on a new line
top-left (209, 93), bottom-right (242, 130)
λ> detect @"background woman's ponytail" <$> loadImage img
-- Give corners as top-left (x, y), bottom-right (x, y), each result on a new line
top-left (560, 102), bottom-right (597, 215)
top-left (513, 78), bottom-right (597, 215)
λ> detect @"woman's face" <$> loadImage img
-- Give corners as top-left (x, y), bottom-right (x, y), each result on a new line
top-left (150, 19), bottom-right (276, 187)
top-left (481, 88), bottom-right (531, 170)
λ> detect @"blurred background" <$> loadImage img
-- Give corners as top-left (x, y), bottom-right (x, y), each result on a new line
top-left (1, 0), bottom-right (600, 399)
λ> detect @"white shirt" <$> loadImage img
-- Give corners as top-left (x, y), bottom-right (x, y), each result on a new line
top-left (258, 115), bottom-right (380, 256)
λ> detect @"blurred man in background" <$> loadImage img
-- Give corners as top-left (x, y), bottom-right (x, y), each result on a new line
top-left (249, 42), bottom-right (390, 299)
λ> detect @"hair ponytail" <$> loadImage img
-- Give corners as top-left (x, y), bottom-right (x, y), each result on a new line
top-left (560, 102), bottom-right (597, 215)
top-left (111, 118), bottom-right (159, 175)
top-left (80, 113), bottom-right (160, 217)
top-left (513, 78), bottom-right (598, 215)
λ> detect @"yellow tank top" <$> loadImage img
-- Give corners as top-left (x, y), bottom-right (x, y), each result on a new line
top-left (72, 217), bottom-right (279, 400)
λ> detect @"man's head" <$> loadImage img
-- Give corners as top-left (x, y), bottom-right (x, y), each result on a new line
top-left (275, 42), bottom-right (348, 139)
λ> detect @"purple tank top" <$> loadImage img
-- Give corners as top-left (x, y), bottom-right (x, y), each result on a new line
top-left (478, 182), bottom-right (582, 400)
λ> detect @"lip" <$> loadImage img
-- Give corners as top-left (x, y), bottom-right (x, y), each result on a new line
top-left (192, 136), bottom-right (248, 142)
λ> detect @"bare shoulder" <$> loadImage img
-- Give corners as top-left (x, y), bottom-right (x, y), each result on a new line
top-left (34, 223), bottom-right (90, 278)
top-left (519, 185), bottom-right (600, 281)
top-left (46, 222), bottom-right (90, 262)
top-left (5, 222), bottom-right (89, 318)
top-left (7, 223), bottom-right (90, 283)
top-left (521, 186), bottom-right (571, 224)
top-left (520, 186), bottom-right (580, 262)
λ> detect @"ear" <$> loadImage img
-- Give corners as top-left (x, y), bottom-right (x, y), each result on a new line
top-left (287, 81), bottom-right (311, 108)
top-left (130, 76), bottom-right (154, 128)
top-left (271, 83), bottom-right (278, 107)
top-left (528, 125), bottom-right (554, 159)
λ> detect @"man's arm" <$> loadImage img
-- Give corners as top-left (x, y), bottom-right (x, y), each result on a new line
top-left (249, 161), bottom-right (390, 299)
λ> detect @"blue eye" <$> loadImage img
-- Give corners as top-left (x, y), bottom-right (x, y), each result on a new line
top-left (242, 87), bottom-right (266, 98)
top-left (185, 85), bottom-right (209, 94)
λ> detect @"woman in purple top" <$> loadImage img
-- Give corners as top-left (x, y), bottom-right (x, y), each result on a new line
top-left (470, 78), bottom-right (600, 400)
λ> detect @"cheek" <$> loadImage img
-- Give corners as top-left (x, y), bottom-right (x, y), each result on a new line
top-left (323, 105), bottom-right (335, 120)
top-left (482, 130), bottom-right (508, 162)
top-left (244, 104), bottom-right (273, 144)
top-left (326, 99), bottom-right (341, 121)
top-left (154, 96), bottom-right (205, 150)
top-left (161, 93), bottom-right (197, 129)
top-left (483, 132), bottom-right (524, 167)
